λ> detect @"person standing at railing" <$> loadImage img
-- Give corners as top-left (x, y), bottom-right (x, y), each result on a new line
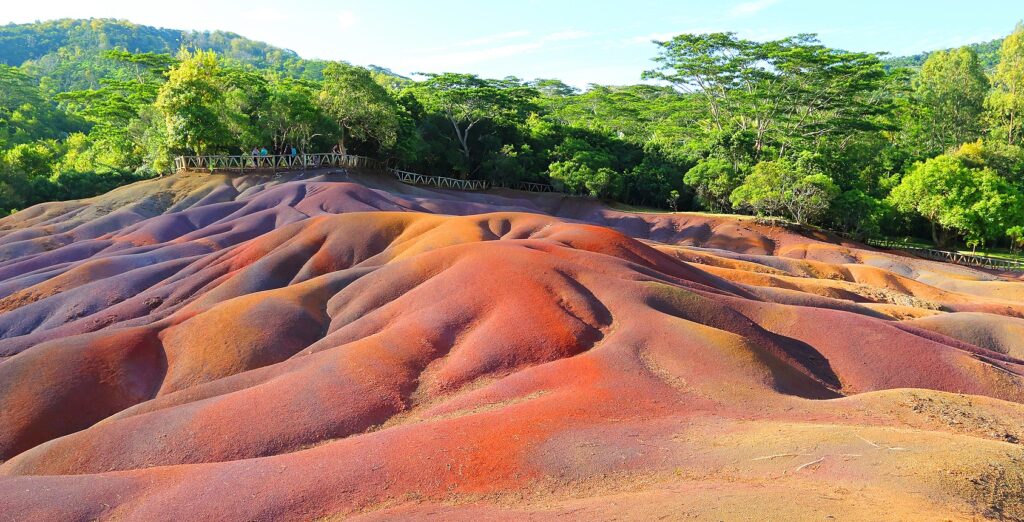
top-left (291, 146), bottom-right (297, 157)
top-left (259, 147), bottom-right (268, 156)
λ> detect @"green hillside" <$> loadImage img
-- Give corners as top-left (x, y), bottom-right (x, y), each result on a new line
top-left (884, 37), bottom-right (1004, 70)
top-left (0, 18), bottom-right (336, 91)
top-left (2, 19), bottom-right (1024, 254)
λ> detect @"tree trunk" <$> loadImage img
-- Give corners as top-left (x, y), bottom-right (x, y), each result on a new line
top-left (932, 224), bottom-right (954, 249)
top-left (450, 119), bottom-right (474, 180)
top-left (1010, 109), bottom-right (1016, 146)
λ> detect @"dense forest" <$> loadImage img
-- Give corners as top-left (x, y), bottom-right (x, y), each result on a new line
top-left (3, 18), bottom-right (1024, 252)
top-left (882, 37), bottom-right (1005, 70)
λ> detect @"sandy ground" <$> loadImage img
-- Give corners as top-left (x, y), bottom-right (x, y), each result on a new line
top-left (0, 169), bottom-right (1021, 521)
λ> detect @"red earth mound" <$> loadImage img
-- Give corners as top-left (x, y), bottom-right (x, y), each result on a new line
top-left (0, 170), bottom-right (1022, 520)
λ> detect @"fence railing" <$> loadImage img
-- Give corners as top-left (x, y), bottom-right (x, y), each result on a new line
top-left (173, 153), bottom-right (385, 172)
top-left (174, 154), bottom-right (569, 196)
top-left (492, 180), bottom-right (559, 193)
top-left (863, 238), bottom-right (1024, 272)
top-left (388, 169), bottom-right (489, 191)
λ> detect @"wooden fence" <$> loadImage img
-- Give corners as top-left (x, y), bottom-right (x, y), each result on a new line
top-left (492, 180), bottom-right (559, 193)
top-left (173, 153), bottom-right (384, 172)
top-left (388, 169), bottom-right (489, 191)
top-left (864, 238), bottom-right (1024, 272)
top-left (174, 154), bottom-right (565, 195)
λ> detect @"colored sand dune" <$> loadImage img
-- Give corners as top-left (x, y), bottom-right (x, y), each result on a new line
top-left (0, 170), bottom-right (1022, 520)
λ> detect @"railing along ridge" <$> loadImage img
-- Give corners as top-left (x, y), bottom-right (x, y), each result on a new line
top-left (861, 237), bottom-right (1024, 271)
top-left (173, 153), bottom-right (383, 172)
top-left (387, 169), bottom-right (489, 191)
top-left (174, 153), bottom-right (567, 195)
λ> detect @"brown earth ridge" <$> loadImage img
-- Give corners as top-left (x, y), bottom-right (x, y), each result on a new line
top-left (0, 169), bottom-right (1022, 521)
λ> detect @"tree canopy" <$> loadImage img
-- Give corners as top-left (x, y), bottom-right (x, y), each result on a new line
top-left (2, 18), bottom-right (1024, 253)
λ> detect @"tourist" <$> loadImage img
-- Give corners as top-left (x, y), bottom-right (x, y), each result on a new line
top-left (259, 147), bottom-right (268, 156)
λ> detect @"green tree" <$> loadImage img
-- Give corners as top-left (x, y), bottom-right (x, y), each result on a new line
top-left (889, 154), bottom-right (1023, 247)
top-left (56, 51), bottom-right (174, 171)
top-left (0, 64), bottom-right (79, 148)
top-left (730, 155), bottom-right (839, 224)
top-left (951, 139), bottom-right (1024, 183)
top-left (909, 47), bottom-right (989, 155)
top-left (987, 23), bottom-right (1024, 146)
top-left (412, 73), bottom-right (537, 177)
top-left (317, 62), bottom-right (402, 155)
top-left (156, 50), bottom-right (232, 155)
top-left (265, 77), bottom-right (324, 153)
top-left (829, 189), bottom-right (885, 239)
top-left (683, 157), bottom-right (744, 212)
top-left (643, 33), bottom-right (890, 161)
top-left (547, 135), bottom-right (620, 197)
top-left (549, 160), bottom-right (618, 198)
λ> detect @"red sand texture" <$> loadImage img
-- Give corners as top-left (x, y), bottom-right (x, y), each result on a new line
top-left (0, 170), bottom-right (1023, 521)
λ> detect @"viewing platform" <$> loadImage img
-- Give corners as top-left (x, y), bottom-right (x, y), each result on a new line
top-left (174, 153), bottom-right (567, 195)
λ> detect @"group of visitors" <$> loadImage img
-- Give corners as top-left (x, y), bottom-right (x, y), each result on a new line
top-left (243, 144), bottom-right (347, 159)
top-left (249, 145), bottom-right (299, 158)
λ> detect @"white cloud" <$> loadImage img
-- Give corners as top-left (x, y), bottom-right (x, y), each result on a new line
top-left (402, 29), bottom-right (593, 72)
top-left (542, 30), bottom-right (592, 42)
top-left (337, 10), bottom-right (357, 30)
top-left (241, 7), bottom-right (294, 24)
top-left (455, 31), bottom-right (531, 48)
top-left (626, 26), bottom-right (792, 47)
top-left (629, 31), bottom-right (683, 44)
top-left (403, 42), bottom-right (544, 71)
top-left (728, 0), bottom-right (778, 17)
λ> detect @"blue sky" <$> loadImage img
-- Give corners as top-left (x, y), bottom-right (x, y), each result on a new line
top-left (3, 1), bottom-right (1022, 86)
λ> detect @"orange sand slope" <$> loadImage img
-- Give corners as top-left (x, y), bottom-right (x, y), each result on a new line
top-left (0, 170), bottom-right (1022, 521)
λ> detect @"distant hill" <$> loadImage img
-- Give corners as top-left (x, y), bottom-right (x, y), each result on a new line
top-left (0, 19), bottom-right (402, 91)
top-left (883, 37), bottom-right (1004, 70)
top-left (0, 18), bottom-right (305, 67)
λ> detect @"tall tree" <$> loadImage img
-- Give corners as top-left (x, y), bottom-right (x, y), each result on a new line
top-left (909, 47), bottom-right (989, 155)
top-left (412, 73), bottom-right (537, 177)
top-left (0, 64), bottom-right (74, 148)
top-left (56, 50), bottom-right (174, 169)
top-left (644, 33), bottom-right (890, 163)
top-left (317, 62), bottom-right (401, 155)
top-left (888, 153), bottom-right (1023, 248)
top-left (988, 23), bottom-right (1024, 146)
top-left (730, 154), bottom-right (838, 224)
top-left (266, 77), bottom-right (324, 153)
top-left (643, 33), bottom-right (755, 136)
top-left (156, 50), bottom-right (232, 155)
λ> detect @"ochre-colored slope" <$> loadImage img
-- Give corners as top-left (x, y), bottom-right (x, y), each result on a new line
top-left (0, 170), bottom-right (1022, 521)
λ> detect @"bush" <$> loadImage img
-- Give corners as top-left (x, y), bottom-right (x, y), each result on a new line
top-left (683, 157), bottom-right (744, 212)
top-left (730, 155), bottom-right (838, 224)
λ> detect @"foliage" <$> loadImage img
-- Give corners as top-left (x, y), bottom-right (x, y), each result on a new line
top-left (1, 19), bottom-right (1024, 251)
top-left (318, 63), bottom-right (402, 154)
top-left (730, 155), bottom-right (839, 224)
top-left (904, 48), bottom-right (989, 156)
top-left (409, 73), bottom-right (537, 177)
top-left (889, 153), bottom-right (1024, 247)
top-left (987, 23), bottom-right (1024, 146)
top-left (156, 50), bottom-right (233, 155)
top-left (644, 33), bottom-right (890, 161)
top-left (884, 37), bottom-right (1005, 71)
top-left (683, 157), bottom-right (744, 212)
top-left (829, 189), bottom-right (886, 239)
